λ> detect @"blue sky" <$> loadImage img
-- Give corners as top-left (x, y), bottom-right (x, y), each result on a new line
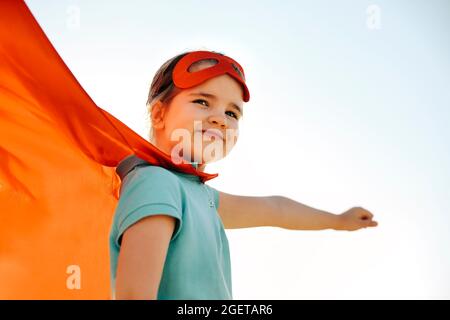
top-left (25, 0), bottom-right (450, 298)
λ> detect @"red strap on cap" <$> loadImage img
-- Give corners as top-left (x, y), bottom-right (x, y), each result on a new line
top-left (172, 51), bottom-right (250, 102)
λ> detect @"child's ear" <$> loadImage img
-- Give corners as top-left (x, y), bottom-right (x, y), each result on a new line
top-left (150, 100), bottom-right (166, 130)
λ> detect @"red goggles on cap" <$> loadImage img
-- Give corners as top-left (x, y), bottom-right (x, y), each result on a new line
top-left (172, 51), bottom-right (250, 102)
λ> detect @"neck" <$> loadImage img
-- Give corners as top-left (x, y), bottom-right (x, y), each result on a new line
top-left (151, 138), bottom-right (208, 173)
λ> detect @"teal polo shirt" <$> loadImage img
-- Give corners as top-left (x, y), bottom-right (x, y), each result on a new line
top-left (109, 163), bottom-right (232, 300)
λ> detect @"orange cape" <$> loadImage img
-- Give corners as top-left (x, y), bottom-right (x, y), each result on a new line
top-left (0, 0), bottom-right (217, 299)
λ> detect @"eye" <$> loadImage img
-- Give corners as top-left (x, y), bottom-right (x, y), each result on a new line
top-left (193, 99), bottom-right (209, 107)
top-left (226, 111), bottom-right (239, 120)
top-left (193, 99), bottom-right (240, 120)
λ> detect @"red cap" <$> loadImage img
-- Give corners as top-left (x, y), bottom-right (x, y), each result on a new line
top-left (172, 51), bottom-right (250, 102)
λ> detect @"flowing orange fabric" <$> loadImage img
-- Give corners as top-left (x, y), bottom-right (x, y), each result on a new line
top-left (0, 0), bottom-right (218, 299)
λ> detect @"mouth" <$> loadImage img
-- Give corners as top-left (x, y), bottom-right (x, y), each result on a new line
top-left (200, 129), bottom-right (224, 141)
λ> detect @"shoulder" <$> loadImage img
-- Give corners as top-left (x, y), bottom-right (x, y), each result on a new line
top-left (113, 165), bottom-right (185, 246)
top-left (115, 165), bottom-right (185, 218)
top-left (119, 165), bottom-right (182, 198)
top-left (125, 165), bottom-right (180, 186)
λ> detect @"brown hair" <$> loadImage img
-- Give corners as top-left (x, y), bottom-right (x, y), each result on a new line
top-left (145, 50), bottom-right (224, 142)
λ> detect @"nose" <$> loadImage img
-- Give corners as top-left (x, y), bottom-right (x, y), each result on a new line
top-left (208, 112), bottom-right (227, 129)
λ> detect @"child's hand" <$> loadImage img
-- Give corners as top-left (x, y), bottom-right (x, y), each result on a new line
top-left (336, 207), bottom-right (378, 231)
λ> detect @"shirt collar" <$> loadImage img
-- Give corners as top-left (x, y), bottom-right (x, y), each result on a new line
top-left (173, 161), bottom-right (202, 182)
top-left (190, 161), bottom-right (199, 169)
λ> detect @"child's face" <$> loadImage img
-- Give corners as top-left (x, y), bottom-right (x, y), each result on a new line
top-left (152, 70), bottom-right (244, 171)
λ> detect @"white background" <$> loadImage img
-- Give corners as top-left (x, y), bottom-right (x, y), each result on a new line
top-left (25, 0), bottom-right (450, 299)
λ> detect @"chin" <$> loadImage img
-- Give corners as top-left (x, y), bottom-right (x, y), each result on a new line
top-left (191, 151), bottom-right (226, 165)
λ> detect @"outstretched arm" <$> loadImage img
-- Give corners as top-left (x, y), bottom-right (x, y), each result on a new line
top-left (217, 191), bottom-right (378, 231)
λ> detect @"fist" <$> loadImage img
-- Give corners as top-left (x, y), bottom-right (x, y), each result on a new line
top-left (336, 207), bottom-right (378, 231)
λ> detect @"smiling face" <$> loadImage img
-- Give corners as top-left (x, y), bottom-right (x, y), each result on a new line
top-left (150, 62), bottom-right (245, 172)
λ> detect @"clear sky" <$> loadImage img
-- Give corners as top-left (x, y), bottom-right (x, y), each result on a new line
top-left (25, 0), bottom-right (450, 299)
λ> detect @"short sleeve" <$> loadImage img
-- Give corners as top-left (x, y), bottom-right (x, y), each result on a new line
top-left (114, 165), bottom-right (183, 247)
